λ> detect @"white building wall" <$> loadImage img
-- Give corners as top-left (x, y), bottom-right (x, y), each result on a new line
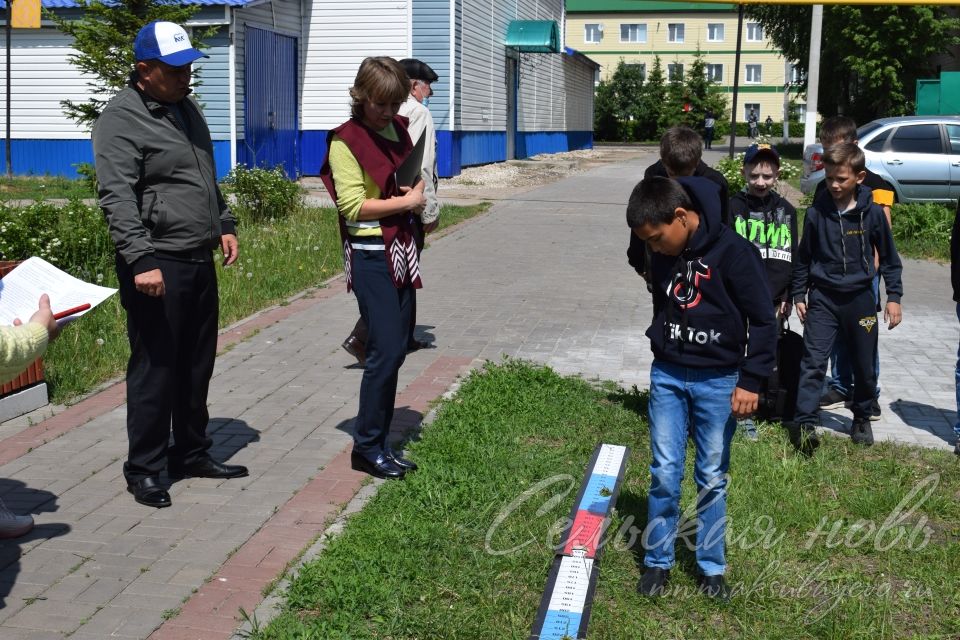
top-left (561, 53), bottom-right (595, 132)
top-left (458, 0), bottom-right (564, 132)
top-left (0, 29), bottom-right (95, 139)
top-left (300, 0), bottom-right (410, 130)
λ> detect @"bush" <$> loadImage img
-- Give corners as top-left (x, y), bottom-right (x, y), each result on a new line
top-left (0, 199), bottom-right (113, 283)
top-left (225, 165), bottom-right (305, 225)
top-left (891, 202), bottom-right (953, 260)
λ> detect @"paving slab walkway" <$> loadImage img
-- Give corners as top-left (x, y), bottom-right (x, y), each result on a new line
top-left (1, 147), bottom-right (956, 639)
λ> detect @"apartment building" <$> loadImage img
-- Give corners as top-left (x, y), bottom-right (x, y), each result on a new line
top-left (566, 0), bottom-right (804, 124)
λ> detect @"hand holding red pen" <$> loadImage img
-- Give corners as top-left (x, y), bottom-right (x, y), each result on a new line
top-left (12, 294), bottom-right (61, 341)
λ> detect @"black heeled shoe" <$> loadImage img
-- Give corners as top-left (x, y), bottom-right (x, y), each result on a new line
top-left (351, 451), bottom-right (405, 479)
top-left (384, 448), bottom-right (418, 472)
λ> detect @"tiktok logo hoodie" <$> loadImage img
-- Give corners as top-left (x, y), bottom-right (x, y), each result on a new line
top-left (647, 177), bottom-right (777, 392)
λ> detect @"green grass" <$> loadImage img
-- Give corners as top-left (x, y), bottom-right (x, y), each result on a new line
top-left (0, 176), bottom-right (93, 202)
top-left (890, 203), bottom-right (953, 262)
top-left (435, 202), bottom-right (492, 232)
top-left (42, 202), bottom-right (491, 403)
top-left (253, 360), bottom-right (960, 639)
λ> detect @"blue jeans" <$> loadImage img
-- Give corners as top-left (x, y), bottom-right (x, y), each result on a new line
top-left (828, 274), bottom-right (881, 398)
top-left (644, 361), bottom-right (738, 576)
top-left (955, 304), bottom-right (960, 439)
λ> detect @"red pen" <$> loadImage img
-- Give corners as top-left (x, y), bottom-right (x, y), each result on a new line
top-left (53, 303), bottom-right (91, 320)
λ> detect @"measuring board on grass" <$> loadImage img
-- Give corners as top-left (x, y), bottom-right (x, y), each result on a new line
top-left (529, 443), bottom-right (629, 640)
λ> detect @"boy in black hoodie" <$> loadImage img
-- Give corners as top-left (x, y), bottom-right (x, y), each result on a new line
top-left (730, 144), bottom-right (798, 438)
top-left (628, 176), bottom-right (776, 601)
top-left (627, 126), bottom-right (730, 282)
top-left (791, 143), bottom-right (903, 454)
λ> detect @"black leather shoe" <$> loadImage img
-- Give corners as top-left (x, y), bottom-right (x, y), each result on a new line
top-left (127, 477), bottom-right (171, 508)
top-left (342, 335), bottom-right (366, 366)
top-left (637, 567), bottom-right (669, 597)
top-left (385, 448), bottom-right (418, 472)
top-left (698, 574), bottom-right (731, 602)
top-left (351, 451), bottom-right (405, 479)
top-left (168, 457), bottom-right (249, 479)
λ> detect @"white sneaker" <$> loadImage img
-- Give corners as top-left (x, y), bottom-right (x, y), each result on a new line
top-left (0, 498), bottom-right (34, 539)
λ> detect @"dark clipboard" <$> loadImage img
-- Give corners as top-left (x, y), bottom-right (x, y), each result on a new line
top-left (395, 133), bottom-right (425, 188)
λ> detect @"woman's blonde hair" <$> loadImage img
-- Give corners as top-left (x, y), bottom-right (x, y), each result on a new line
top-left (349, 57), bottom-right (410, 120)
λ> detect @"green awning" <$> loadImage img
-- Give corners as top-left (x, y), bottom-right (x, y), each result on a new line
top-left (505, 20), bottom-right (560, 53)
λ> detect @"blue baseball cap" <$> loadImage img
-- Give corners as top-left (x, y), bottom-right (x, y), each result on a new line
top-left (134, 21), bottom-right (207, 67)
top-left (744, 143), bottom-right (780, 166)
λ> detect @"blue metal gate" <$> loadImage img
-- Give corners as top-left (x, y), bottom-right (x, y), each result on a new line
top-left (244, 26), bottom-right (299, 178)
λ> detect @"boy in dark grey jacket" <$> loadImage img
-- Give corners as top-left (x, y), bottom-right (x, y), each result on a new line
top-left (790, 143), bottom-right (903, 454)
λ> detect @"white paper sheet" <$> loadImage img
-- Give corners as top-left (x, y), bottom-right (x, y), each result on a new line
top-left (0, 257), bottom-right (117, 326)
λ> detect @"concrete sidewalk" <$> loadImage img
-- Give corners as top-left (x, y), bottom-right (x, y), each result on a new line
top-left (1, 148), bottom-right (957, 639)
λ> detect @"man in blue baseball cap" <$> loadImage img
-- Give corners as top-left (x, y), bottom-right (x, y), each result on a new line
top-left (93, 21), bottom-right (246, 509)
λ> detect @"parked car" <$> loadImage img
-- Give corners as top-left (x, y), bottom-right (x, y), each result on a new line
top-left (800, 115), bottom-right (960, 203)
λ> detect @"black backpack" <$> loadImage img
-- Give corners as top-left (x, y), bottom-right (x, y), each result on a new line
top-left (757, 321), bottom-right (804, 422)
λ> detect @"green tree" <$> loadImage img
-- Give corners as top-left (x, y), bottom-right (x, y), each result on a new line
top-left (593, 80), bottom-right (620, 141)
top-left (48, 0), bottom-right (215, 130)
top-left (662, 57), bottom-right (686, 129)
top-left (745, 4), bottom-right (960, 120)
top-left (592, 59), bottom-right (645, 141)
top-left (640, 55), bottom-right (668, 139)
top-left (682, 46), bottom-right (727, 132)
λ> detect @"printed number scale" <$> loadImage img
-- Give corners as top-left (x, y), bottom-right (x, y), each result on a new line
top-left (529, 443), bottom-right (629, 640)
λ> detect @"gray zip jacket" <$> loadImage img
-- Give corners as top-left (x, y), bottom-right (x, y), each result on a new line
top-left (92, 80), bottom-right (236, 274)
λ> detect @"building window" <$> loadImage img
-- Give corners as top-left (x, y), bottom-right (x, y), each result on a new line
top-left (745, 103), bottom-right (760, 120)
top-left (620, 23), bottom-right (647, 43)
top-left (584, 23), bottom-right (602, 44)
top-left (668, 63), bottom-right (684, 81)
top-left (668, 23), bottom-right (684, 43)
top-left (788, 64), bottom-right (804, 84)
top-left (746, 22), bottom-right (763, 42)
top-left (745, 64), bottom-right (762, 84)
top-left (792, 103), bottom-right (807, 124)
top-left (626, 63), bottom-right (646, 80)
top-left (706, 64), bottom-right (723, 82)
top-left (707, 23), bottom-right (724, 42)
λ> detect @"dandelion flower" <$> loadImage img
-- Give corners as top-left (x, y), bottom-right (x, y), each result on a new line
top-left (246, 272), bottom-right (253, 279)
top-left (96, 338), bottom-right (104, 346)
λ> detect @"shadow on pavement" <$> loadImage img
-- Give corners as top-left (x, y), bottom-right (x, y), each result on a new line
top-left (0, 479), bottom-right (67, 610)
top-left (334, 406), bottom-right (425, 452)
top-left (205, 417), bottom-right (261, 463)
top-left (888, 400), bottom-right (956, 445)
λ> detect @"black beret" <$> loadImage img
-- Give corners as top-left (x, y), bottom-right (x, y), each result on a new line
top-left (399, 58), bottom-right (439, 83)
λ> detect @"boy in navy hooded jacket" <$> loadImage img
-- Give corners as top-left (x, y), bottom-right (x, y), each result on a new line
top-left (627, 176), bottom-right (776, 600)
top-left (790, 143), bottom-right (903, 454)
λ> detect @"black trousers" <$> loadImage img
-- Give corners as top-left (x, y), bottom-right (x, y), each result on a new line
top-left (351, 249), bottom-right (412, 458)
top-left (117, 253), bottom-right (218, 483)
top-left (795, 287), bottom-right (878, 424)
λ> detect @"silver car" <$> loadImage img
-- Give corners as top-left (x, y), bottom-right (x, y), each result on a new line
top-left (800, 115), bottom-right (960, 203)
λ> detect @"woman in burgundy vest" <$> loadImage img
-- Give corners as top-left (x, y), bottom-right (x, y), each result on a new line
top-left (320, 57), bottom-right (426, 479)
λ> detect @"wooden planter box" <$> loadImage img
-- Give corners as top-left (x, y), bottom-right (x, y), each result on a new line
top-left (0, 260), bottom-right (46, 397)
